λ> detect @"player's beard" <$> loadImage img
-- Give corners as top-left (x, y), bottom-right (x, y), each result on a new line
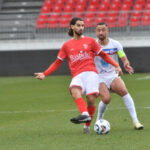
top-left (74, 30), bottom-right (83, 36)
top-left (99, 35), bottom-right (106, 41)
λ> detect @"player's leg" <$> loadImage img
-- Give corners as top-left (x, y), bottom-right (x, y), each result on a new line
top-left (70, 87), bottom-right (91, 124)
top-left (83, 94), bottom-right (97, 133)
top-left (96, 83), bottom-right (111, 121)
top-left (111, 77), bottom-right (144, 129)
top-left (69, 73), bottom-right (91, 124)
top-left (82, 71), bottom-right (99, 133)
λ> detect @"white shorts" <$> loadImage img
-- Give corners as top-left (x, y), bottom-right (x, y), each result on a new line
top-left (70, 71), bottom-right (99, 96)
top-left (98, 72), bottom-right (120, 89)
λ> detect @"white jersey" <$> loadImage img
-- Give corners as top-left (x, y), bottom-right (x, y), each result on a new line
top-left (94, 38), bottom-right (124, 74)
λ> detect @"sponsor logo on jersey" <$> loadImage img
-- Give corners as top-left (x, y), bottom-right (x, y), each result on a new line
top-left (70, 51), bottom-right (90, 63)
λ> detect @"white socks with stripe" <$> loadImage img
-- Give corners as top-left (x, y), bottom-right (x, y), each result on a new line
top-left (96, 101), bottom-right (108, 121)
top-left (122, 93), bottom-right (139, 123)
top-left (96, 93), bottom-right (139, 124)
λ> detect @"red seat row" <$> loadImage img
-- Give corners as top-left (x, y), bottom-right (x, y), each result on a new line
top-left (36, 0), bottom-right (150, 28)
top-left (36, 14), bottom-right (150, 28)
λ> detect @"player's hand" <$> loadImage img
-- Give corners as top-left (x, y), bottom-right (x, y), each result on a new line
top-left (34, 72), bottom-right (45, 80)
top-left (124, 64), bottom-right (134, 75)
top-left (115, 66), bottom-right (123, 76)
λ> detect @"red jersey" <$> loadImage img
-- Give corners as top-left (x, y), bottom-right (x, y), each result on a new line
top-left (57, 36), bottom-right (102, 77)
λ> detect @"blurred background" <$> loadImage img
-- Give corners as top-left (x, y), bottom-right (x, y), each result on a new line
top-left (0, 0), bottom-right (150, 76)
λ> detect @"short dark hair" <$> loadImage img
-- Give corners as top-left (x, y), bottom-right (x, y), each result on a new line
top-left (96, 22), bottom-right (108, 27)
top-left (68, 17), bottom-right (83, 37)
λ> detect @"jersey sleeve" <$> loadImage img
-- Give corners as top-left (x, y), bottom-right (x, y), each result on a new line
top-left (92, 39), bottom-right (103, 55)
top-left (57, 43), bottom-right (67, 61)
top-left (116, 41), bottom-right (126, 58)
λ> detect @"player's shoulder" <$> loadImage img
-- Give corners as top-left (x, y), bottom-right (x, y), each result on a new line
top-left (109, 38), bottom-right (120, 44)
top-left (84, 36), bottom-right (95, 41)
top-left (109, 38), bottom-right (122, 47)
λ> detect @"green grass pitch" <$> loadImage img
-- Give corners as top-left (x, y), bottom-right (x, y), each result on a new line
top-left (0, 73), bottom-right (150, 150)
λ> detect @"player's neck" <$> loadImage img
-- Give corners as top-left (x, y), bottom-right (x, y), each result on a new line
top-left (99, 38), bottom-right (109, 46)
top-left (73, 34), bottom-right (82, 40)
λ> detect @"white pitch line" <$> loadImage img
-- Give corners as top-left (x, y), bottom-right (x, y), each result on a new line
top-left (0, 107), bottom-right (149, 114)
top-left (136, 76), bottom-right (150, 80)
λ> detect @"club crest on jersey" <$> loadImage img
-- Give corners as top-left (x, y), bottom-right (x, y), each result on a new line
top-left (83, 44), bottom-right (88, 49)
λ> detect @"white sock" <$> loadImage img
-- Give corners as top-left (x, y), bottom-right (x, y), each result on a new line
top-left (122, 93), bottom-right (139, 123)
top-left (96, 101), bottom-right (108, 121)
top-left (82, 111), bottom-right (89, 116)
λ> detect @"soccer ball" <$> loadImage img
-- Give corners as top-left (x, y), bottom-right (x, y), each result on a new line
top-left (94, 119), bottom-right (111, 135)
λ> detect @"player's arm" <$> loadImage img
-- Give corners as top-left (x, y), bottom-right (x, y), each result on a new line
top-left (118, 50), bottom-right (134, 75)
top-left (34, 58), bottom-right (63, 80)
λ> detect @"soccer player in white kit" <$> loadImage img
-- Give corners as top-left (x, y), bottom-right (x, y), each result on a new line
top-left (34, 18), bottom-right (122, 134)
top-left (95, 22), bottom-right (144, 130)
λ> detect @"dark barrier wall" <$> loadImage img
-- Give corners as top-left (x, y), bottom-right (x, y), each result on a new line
top-left (0, 47), bottom-right (150, 76)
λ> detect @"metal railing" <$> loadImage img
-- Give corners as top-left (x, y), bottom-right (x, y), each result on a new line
top-left (0, 11), bottom-right (150, 40)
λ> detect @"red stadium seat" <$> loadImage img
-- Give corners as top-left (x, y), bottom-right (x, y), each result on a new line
top-left (123, 0), bottom-right (133, 6)
top-left (109, 3), bottom-right (120, 11)
top-left (112, 0), bottom-right (122, 5)
top-left (66, 0), bottom-right (76, 6)
top-left (61, 14), bottom-right (72, 19)
top-left (145, 3), bottom-right (150, 10)
top-left (106, 17), bottom-right (117, 28)
top-left (50, 14), bottom-right (60, 19)
top-left (135, 0), bottom-right (145, 6)
top-left (59, 18), bottom-right (70, 28)
top-left (84, 18), bottom-right (94, 27)
top-left (47, 17), bottom-right (59, 28)
top-left (44, 0), bottom-right (54, 7)
top-left (55, 0), bottom-right (65, 7)
top-left (101, 0), bottom-right (110, 7)
top-left (132, 11), bottom-right (142, 17)
top-left (85, 5), bottom-right (97, 18)
top-left (36, 14), bottom-right (48, 28)
top-left (108, 12), bottom-right (118, 18)
top-left (72, 13), bottom-right (83, 18)
top-left (95, 17), bottom-right (105, 24)
top-left (75, 5), bottom-right (85, 12)
top-left (133, 4), bottom-right (143, 11)
top-left (96, 12), bottom-right (106, 19)
top-left (117, 17), bottom-right (128, 27)
top-left (120, 3), bottom-right (131, 11)
top-left (130, 16), bottom-right (140, 26)
top-left (63, 4), bottom-right (74, 12)
top-left (41, 6), bottom-right (51, 13)
top-left (89, 0), bottom-right (100, 6)
top-left (141, 15), bottom-right (150, 26)
top-left (143, 11), bottom-right (150, 16)
top-left (76, 0), bottom-right (88, 7)
top-left (52, 5), bottom-right (63, 13)
top-left (87, 5), bottom-right (97, 12)
top-left (97, 4), bottom-right (108, 11)
top-left (119, 12), bottom-right (129, 19)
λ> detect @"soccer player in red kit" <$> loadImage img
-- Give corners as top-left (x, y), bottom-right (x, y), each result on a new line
top-left (34, 17), bottom-right (122, 133)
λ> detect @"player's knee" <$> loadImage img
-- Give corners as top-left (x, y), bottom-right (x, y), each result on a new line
top-left (100, 94), bottom-right (111, 104)
top-left (86, 95), bottom-right (97, 106)
top-left (118, 89), bottom-right (128, 97)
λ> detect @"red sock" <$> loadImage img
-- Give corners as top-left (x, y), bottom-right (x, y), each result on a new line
top-left (85, 105), bottom-right (96, 127)
top-left (75, 97), bottom-right (88, 114)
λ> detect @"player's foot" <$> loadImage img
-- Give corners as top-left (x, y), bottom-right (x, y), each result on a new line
top-left (83, 126), bottom-right (90, 134)
top-left (134, 122), bottom-right (144, 130)
top-left (70, 114), bottom-right (91, 124)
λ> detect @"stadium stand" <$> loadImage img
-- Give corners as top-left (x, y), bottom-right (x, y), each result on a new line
top-left (36, 0), bottom-right (150, 30)
top-left (0, 0), bottom-right (150, 40)
top-left (0, 0), bottom-right (44, 40)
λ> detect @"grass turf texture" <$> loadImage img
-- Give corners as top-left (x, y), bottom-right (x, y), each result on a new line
top-left (0, 73), bottom-right (150, 150)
